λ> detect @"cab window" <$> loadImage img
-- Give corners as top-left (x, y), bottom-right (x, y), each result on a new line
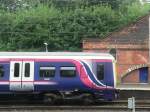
top-left (60, 67), bottom-right (76, 77)
top-left (97, 64), bottom-right (104, 80)
top-left (39, 66), bottom-right (55, 78)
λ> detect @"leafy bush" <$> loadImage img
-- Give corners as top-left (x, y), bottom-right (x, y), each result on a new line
top-left (0, 0), bottom-right (149, 51)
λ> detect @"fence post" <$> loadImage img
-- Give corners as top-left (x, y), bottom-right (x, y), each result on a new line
top-left (128, 97), bottom-right (135, 112)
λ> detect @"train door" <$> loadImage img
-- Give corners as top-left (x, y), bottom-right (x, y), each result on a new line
top-left (22, 61), bottom-right (34, 91)
top-left (10, 61), bottom-right (34, 91)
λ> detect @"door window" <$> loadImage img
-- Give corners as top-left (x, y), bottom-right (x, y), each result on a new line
top-left (14, 63), bottom-right (20, 77)
top-left (25, 63), bottom-right (30, 77)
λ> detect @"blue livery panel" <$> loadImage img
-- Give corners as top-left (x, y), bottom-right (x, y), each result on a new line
top-left (0, 58), bottom-right (116, 101)
top-left (0, 62), bottom-right (10, 92)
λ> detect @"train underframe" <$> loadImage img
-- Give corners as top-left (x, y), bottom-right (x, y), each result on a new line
top-left (41, 89), bottom-right (118, 104)
top-left (0, 89), bottom-right (118, 104)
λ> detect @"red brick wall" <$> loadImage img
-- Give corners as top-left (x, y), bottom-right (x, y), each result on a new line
top-left (117, 49), bottom-right (148, 81)
top-left (122, 70), bottom-right (139, 83)
top-left (117, 50), bottom-right (148, 65)
top-left (83, 42), bottom-right (149, 83)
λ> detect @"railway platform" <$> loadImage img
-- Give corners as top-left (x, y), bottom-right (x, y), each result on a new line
top-left (117, 83), bottom-right (150, 90)
top-left (117, 83), bottom-right (150, 100)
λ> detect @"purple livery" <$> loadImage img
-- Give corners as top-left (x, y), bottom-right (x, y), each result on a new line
top-left (0, 52), bottom-right (117, 103)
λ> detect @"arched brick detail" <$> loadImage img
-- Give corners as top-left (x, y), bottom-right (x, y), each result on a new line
top-left (121, 64), bottom-right (148, 83)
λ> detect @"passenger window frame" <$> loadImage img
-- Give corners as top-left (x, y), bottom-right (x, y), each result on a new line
top-left (39, 66), bottom-right (56, 78)
top-left (60, 66), bottom-right (76, 78)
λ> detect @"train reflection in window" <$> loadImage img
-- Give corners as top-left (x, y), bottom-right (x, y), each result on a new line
top-left (39, 66), bottom-right (55, 78)
top-left (60, 67), bottom-right (76, 77)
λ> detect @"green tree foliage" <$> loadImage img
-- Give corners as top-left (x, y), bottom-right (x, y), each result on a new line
top-left (0, 0), bottom-right (149, 51)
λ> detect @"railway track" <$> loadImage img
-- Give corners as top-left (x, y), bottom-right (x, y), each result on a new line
top-left (0, 105), bottom-right (150, 111)
top-left (0, 100), bottom-right (149, 111)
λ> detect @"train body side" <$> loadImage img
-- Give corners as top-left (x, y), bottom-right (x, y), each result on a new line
top-left (0, 52), bottom-right (117, 101)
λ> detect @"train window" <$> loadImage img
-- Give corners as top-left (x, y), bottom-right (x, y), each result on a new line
top-left (14, 63), bottom-right (20, 77)
top-left (0, 65), bottom-right (4, 78)
top-left (39, 67), bottom-right (55, 78)
top-left (25, 63), bottom-right (30, 77)
top-left (60, 67), bottom-right (76, 77)
top-left (97, 64), bottom-right (104, 80)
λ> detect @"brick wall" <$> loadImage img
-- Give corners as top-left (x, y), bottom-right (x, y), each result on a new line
top-left (83, 40), bottom-right (149, 83)
top-left (82, 14), bottom-right (150, 84)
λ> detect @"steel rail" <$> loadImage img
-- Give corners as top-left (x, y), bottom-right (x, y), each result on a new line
top-left (0, 105), bottom-right (150, 111)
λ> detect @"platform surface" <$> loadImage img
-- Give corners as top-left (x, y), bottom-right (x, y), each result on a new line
top-left (117, 83), bottom-right (150, 90)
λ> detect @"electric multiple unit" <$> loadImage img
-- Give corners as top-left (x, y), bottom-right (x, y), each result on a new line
top-left (0, 52), bottom-right (117, 103)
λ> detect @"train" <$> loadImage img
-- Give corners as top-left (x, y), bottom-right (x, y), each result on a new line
top-left (0, 52), bottom-right (117, 104)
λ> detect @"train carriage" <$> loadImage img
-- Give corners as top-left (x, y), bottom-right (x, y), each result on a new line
top-left (0, 52), bottom-right (117, 103)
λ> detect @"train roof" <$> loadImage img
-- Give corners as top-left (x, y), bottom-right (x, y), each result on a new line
top-left (0, 52), bottom-right (115, 60)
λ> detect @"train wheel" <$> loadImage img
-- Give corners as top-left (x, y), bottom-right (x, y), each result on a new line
top-left (43, 95), bottom-right (56, 104)
top-left (82, 95), bottom-right (94, 105)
